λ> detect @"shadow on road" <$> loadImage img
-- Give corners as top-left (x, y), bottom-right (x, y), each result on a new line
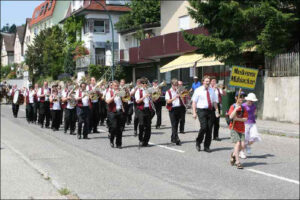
top-left (243, 162), bottom-right (268, 167)
top-left (247, 154), bottom-right (275, 159)
top-left (211, 147), bottom-right (232, 152)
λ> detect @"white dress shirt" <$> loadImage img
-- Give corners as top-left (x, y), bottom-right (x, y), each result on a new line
top-left (135, 88), bottom-right (149, 108)
top-left (165, 88), bottom-right (180, 107)
top-left (37, 87), bottom-right (50, 101)
top-left (192, 86), bottom-right (217, 109)
top-left (105, 89), bottom-right (123, 110)
top-left (75, 90), bottom-right (89, 107)
top-left (23, 89), bottom-right (35, 103)
top-left (213, 87), bottom-right (223, 104)
top-left (51, 94), bottom-right (61, 110)
top-left (62, 90), bottom-right (75, 109)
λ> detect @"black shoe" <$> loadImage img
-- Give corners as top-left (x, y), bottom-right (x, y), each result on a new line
top-left (138, 141), bottom-right (143, 148)
top-left (45, 126), bottom-right (50, 129)
top-left (83, 136), bottom-right (89, 139)
top-left (180, 130), bottom-right (185, 134)
top-left (41, 124), bottom-right (44, 128)
top-left (176, 139), bottom-right (181, 146)
top-left (77, 134), bottom-right (81, 139)
top-left (64, 130), bottom-right (67, 134)
top-left (110, 142), bottom-right (114, 148)
top-left (196, 143), bottom-right (201, 152)
top-left (116, 146), bottom-right (122, 149)
top-left (93, 130), bottom-right (100, 133)
top-left (126, 122), bottom-right (130, 125)
top-left (204, 147), bottom-right (211, 153)
top-left (142, 142), bottom-right (148, 147)
top-left (156, 125), bottom-right (160, 129)
top-left (134, 131), bottom-right (137, 137)
top-left (213, 137), bottom-right (221, 141)
top-left (171, 138), bottom-right (176, 143)
top-left (100, 122), bottom-right (105, 126)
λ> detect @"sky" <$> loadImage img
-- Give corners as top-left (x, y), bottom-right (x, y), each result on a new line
top-left (1, 0), bottom-right (42, 28)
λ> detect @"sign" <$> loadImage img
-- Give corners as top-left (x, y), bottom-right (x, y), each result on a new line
top-left (229, 66), bottom-right (258, 90)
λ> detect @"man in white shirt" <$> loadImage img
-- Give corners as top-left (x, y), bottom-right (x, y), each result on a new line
top-left (165, 78), bottom-right (182, 145)
top-left (87, 77), bottom-right (100, 133)
top-left (75, 82), bottom-right (90, 139)
top-left (33, 83), bottom-right (39, 123)
top-left (50, 88), bottom-right (62, 131)
top-left (37, 81), bottom-right (51, 128)
top-left (135, 78), bottom-right (153, 147)
top-left (99, 84), bottom-right (107, 126)
top-left (210, 76), bottom-right (226, 141)
top-left (9, 84), bottom-right (19, 118)
top-left (62, 85), bottom-right (76, 135)
top-left (192, 76), bottom-right (219, 152)
top-left (106, 80), bottom-right (124, 149)
top-left (131, 79), bottom-right (141, 137)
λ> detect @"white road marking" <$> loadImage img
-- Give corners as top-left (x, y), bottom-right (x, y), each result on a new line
top-left (148, 142), bottom-right (185, 153)
top-left (247, 168), bottom-right (299, 185)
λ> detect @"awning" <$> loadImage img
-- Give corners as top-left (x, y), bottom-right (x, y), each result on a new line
top-left (160, 53), bottom-right (224, 73)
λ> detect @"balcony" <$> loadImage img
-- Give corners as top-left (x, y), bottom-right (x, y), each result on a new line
top-left (119, 27), bottom-right (209, 64)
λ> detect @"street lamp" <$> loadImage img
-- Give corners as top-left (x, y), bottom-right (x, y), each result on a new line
top-left (94, 0), bottom-right (115, 81)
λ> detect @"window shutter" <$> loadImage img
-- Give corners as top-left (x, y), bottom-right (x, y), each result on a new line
top-left (105, 19), bottom-right (110, 33)
top-left (89, 19), bottom-right (94, 33)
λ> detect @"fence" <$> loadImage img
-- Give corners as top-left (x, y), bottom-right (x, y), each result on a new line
top-left (265, 52), bottom-right (299, 77)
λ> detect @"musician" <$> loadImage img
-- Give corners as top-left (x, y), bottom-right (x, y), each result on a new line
top-left (62, 84), bottom-right (76, 135)
top-left (131, 79), bottom-right (141, 137)
top-left (165, 78), bottom-right (182, 145)
top-left (57, 85), bottom-right (64, 126)
top-left (120, 79), bottom-right (128, 131)
top-left (152, 80), bottom-right (162, 129)
top-left (106, 80), bottom-right (124, 149)
top-left (87, 77), bottom-right (100, 133)
top-left (50, 88), bottom-right (62, 131)
top-left (192, 75), bottom-right (219, 152)
top-left (24, 85), bottom-right (36, 123)
top-left (210, 76), bottom-right (226, 141)
top-left (75, 82), bottom-right (90, 139)
top-left (37, 81), bottom-right (51, 128)
top-left (9, 84), bottom-right (19, 118)
top-left (99, 84), bottom-right (107, 126)
top-left (34, 83), bottom-right (39, 124)
top-left (178, 81), bottom-right (187, 134)
top-left (135, 78), bottom-right (153, 147)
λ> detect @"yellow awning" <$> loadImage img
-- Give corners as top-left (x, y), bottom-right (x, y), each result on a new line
top-left (159, 53), bottom-right (224, 73)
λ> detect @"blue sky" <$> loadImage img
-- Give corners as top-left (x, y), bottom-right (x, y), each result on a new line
top-left (1, 1), bottom-right (42, 27)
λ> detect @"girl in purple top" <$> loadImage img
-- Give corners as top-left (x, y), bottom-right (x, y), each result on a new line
top-left (242, 93), bottom-right (261, 155)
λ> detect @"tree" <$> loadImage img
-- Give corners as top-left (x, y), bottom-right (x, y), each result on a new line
top-left (115, 0), bottom-right (160, 39)
top-left (183, 0), bottom-right (299, 65)
top-left (1, 23), bottom-right (17, 33)
top-left (25, 25), bottom-right (67, 81)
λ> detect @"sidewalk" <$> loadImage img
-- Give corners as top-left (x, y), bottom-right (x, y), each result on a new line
top-left (184, 108), bottom-right (299, 138)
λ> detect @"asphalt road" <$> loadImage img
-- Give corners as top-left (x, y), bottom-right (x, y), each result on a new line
top-left (1, 104), bottom-right (299, 199)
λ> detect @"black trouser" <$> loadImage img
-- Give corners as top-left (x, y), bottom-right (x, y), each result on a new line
top-left (169, 107), bottom-right (181, 141)
top-left (60, 107), bottom-right (64, 125)
top-left (64, 108), bottom-right (76, 133)
top-left (26, 103), bottom-right (35, 122)
top-left (51, 110), bottom-right (61, 130)
top-left (122, 102), bottom-right (129, 129)
top-left (77, 106), bottom-right (90, 137)
top-left (33, 102), bottom-right (38, 122)
top-left (137, 108), bottom-right (152, 145)
top-left (39, 101), bottom-right (50, 127)
top-left (127, 103), bottom-right (134, 123)
top-left (134, 106), bottom-right (139, 132)
top-left (107, 111), bottom-right (123, 146)
top-left (211, 104), bottom-right (221, 139)
top-left (89, 102), bottom-right (100, 132)
top-left (196, 108), bottom-right (213, 148)
top-left (179, 106), bottom-right (186, 132)
top-left (99, 100), bottom-right (107, 124)
top-left (12, 103), bottom-right (19, 117)
top-left (153, 101), bottom-right (162, 127)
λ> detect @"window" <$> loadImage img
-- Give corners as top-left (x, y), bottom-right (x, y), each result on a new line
top-left (40, 6), bottom-right (45, 16)
top-left (48, 0), bottom-right (53, 10)
top-left (34, 10), bottom-right (40, 19)
top-left (179, 15), bottom-right (190, 30)
top-left (94, 20), bottom-right (105, 33)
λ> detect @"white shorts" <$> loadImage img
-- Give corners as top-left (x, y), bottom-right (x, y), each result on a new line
top-left (245, 123), bottom-right (261, 144)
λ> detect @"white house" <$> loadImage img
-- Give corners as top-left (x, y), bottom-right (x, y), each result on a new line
top-left (14, 25), bottom-right (25, 64)
top-left (60, 0), bottom-right (131, 79)
top-left (23, 18), bottom-right (32, 57)
top-left (1, 33), bottom-right (15, 66)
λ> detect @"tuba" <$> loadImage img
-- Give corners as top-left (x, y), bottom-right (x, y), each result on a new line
top-left (67, 84), bottom-right (78, 107)
top-left (152, 80), bottom-right (166, 101)
top-left (120, 82), bottom-right (133, 103)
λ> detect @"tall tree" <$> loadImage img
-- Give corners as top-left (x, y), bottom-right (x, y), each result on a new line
top-left (183, 0), bottom-right (299, 65)
top-left (115, 0), bottom-right (160, 39)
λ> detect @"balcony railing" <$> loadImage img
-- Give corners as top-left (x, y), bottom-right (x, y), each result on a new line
top-left (119, 27), bottom-right (209, 64)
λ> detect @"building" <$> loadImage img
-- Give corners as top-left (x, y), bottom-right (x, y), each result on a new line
top-left (23, 18), bottom-right (32, 57)
top-left (119, 0), bottom-right (225, 85)
top-left (1, 33), bottom-right (15, 66)
top-left (30, 0), bottom-right (71, 41)
top-left (14, 25), bottom-right (26, 64)
top-left (60, 0), bottom-right (131, 79)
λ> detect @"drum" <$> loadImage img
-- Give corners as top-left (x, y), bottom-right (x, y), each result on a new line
top-left (13, 90), bottom-right (24, 105)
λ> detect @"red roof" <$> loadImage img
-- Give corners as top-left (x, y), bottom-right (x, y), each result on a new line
top-left (86, 0), bottom-right (131, 12)
top-left (30, 0), bottom-right (57, 27)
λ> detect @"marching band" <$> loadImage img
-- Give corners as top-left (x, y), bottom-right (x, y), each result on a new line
top-left (2, 75), bottom-right (224, 151)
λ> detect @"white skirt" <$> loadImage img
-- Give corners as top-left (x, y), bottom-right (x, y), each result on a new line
top-left (245, 123), bottom-right (261, 144)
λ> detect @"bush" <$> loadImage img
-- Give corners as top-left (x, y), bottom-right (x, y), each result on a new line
top-left (6, 71), bottom-right (16, 79)
top-left (35, 76), bottom-right (53, 86)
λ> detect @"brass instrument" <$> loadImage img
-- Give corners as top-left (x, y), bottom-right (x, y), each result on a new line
top-left (90, 79), bottom-right (107, 101)
top-left (67, 84), bottom-right (79, 107)
top-left (120, 82), bottom-right (133, 103)
top-left (176, 86), bottom-right (189, 109)
top-left (151, 80), bottom-right (166, 101)
top-left (144, 81), bottom-right (156, 112)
